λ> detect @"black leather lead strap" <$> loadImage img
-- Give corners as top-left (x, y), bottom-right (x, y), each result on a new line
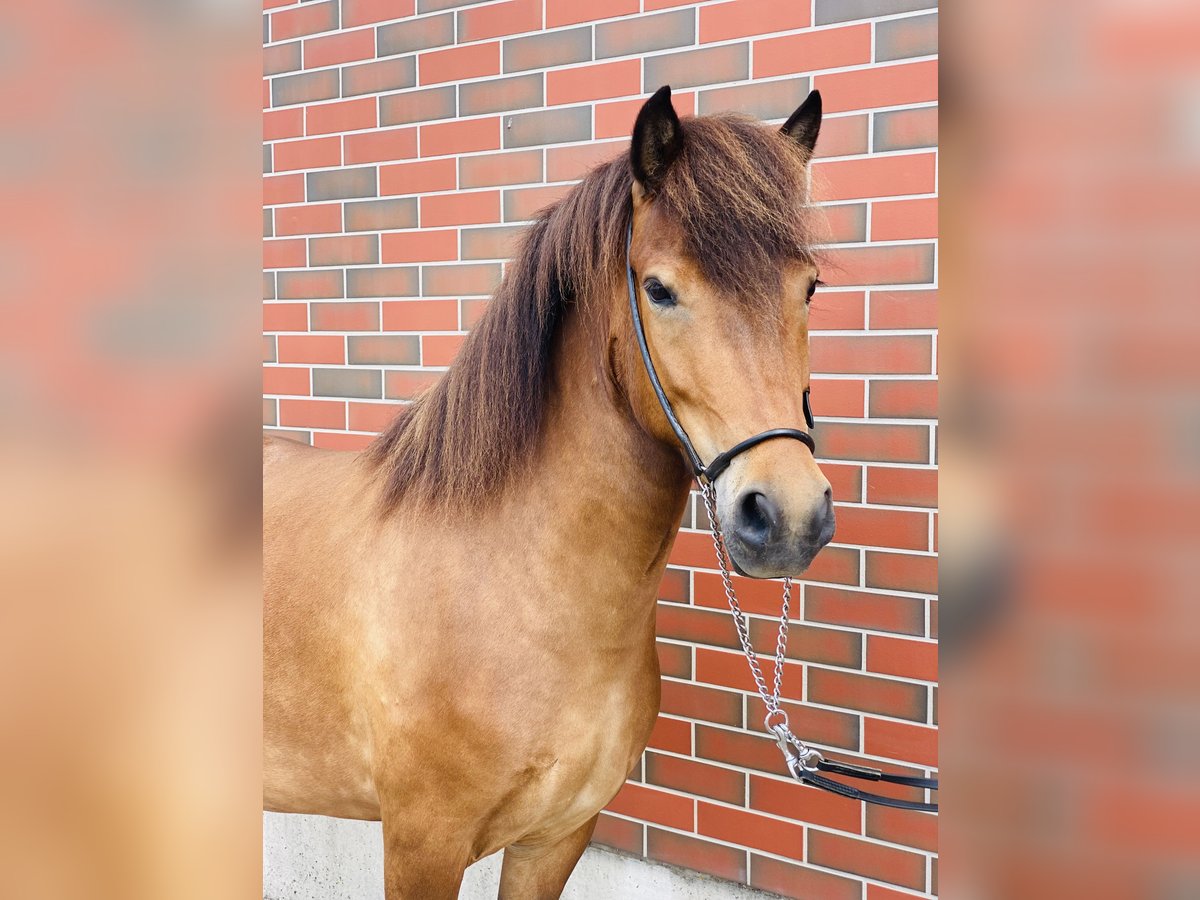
top-left (798, 769), bottom-right (938, 813)
top-left (625, 220), bottom-right (815, 482)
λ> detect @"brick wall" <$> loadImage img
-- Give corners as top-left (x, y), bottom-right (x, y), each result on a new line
top-left (263, 0), bottom-right (938, 896)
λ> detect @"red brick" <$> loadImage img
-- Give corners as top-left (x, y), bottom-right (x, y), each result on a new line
top-left (865, 717), bottom-right (937, 769)
top-left (695, 725), bottom-right (788, 777)
top-left (264, 238), bottom-right (306, 268)
top-left (870, 380), bottom-right (937, 419)
top-left (313, 431), bottom-right (374, 451)
top-left (872, 197), bottom-right (938, 240)
top-left (606, 782), bottom-right (693, 831)
top-left (421, 334), bottom-right (465, 366)
top-left (546, 60), bottom-right (640, 105)
top-left (263, 366), bottom-right (311, 396)
top-left (806, 585), bottom-right (925, 635)
top-left (751, 853), bottom-right (863, 900)
top-left (647, 829), bottom-right (746, 884)
top-left (690, 571), bottom-right (797, 617)
top-left (419, 41), bottom-right (499, 86)
top-left (868, 549), bottom-right (940, 600)
top-left (813, 334), bottom-right (931, 376)
top-left (271, 1), bottom-right (338, 42)
top-left (656, 604), bottom-right (739, 651)
top-left (868, 635), bottom-right (937, 682)
top-left (814, 113), bottom-right (870, 159)
top-left (279, 398), bottom-right (345, 429)
top-left (819, 461), bottom-right (865, 504)
top-left (306, 97), bottom-right (376, 136)
top-left (342, 0), bottom-right (413, 27)
top-left (591, 813), bottom-right (643, 855)
top-left (595, 91), bottom-right (694, 140)
top-left (816, 153), bottom-right (936, 201)
top-left (310, 301), bottom-right (380, 331)
top-left (460, 298), bottom-right (489, 328)
top-left (457, 0), bottom-right (541, 42)
top-left (808, 668), bottom-right (927, 722)
top-left (309, 234), bottom-right (378, 266)
top-left (647, 715), bottom-right (691, 755)
top-left (645, 753), bottom-right (744, 805)
top-left (748, 774), bottom-right (860, 833)
top-left (833, 505), bottom-right (929, 551)
top-left (421, 191), bottom-right (500, 227)
top-left (866, 466), bottom-right (937, 508)
top-left (656, 640), bottom-right (691, 679)
top-left (547, 0), bottom-right (637, 28)
top-left (644, 0), bottom-right (698, 7)
top-left (264, 41), bottom-right (301, 76)
top-left (274, 202), bottom-right (342, 236)
top-left (866, 803), bottom-right (936, 854)
top-left (867, 885), bottom-right (930, 900)
top-left (746, 619), bottom-right (862, 669)
top-left (420, 118), bottom-right (501, 158)
top-left (380, 157), bottom-right (457, 195)
top-left (303, 28), bottom-right (374, 69)
top-left (348, 401), bottom-right (402, 433)
top-left (263, 303), bottom-right (308, 332)
top-left (819, 422), bottom-right (930, 465)
top-left (381, 230), bottom-right (458, 264)
top-left (701, 0), bottom-right (809, 43)
top-left (545, 140), bottom-right (625, 183)
top-left (660, 680), bottom-right (742, 727)
top-left (816, 59), bottom-right (938, 114)
top-left (808, 829), bottom-right (927, 891)
top-left (695, 647), bottom-right (801, 702)
top-left (264, 173), bottom-right (305, 205)
top-left (807, 290), bottom-right (866, 331)
top-left (744, 695), bottom-right (861, 751)
top-left (870, 290), bottom-right (936, 330)
top-left (273, 135), bottom-right (340, 171)
top-left (823, 244), bottom-right (934, 286)
top-left (344, 127), bottom-right (418, 165)
top-left (277, 269), bottom-right (344, 300)
top-left (754, 24), bottom-right (870, 78)
top-left (277, 334), bottom-right (345, 364)
top-left (807, 377), bottom-right (865, 417)
top-left (264, 107), bottom-right (304, 142)
top-left (384, 369), bottom-right (443, 401)
top-left (459, 150), bottom-right (543, 189)
top-left (697, 802), bottom-right (803, 860)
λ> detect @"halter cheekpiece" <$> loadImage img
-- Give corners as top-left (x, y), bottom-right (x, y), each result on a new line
top-left (626, 217), bottom-right (938, 814)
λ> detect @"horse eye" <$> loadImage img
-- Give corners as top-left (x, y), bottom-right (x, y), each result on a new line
top-left (643, 278), bottom-right (676, 307)
top-left (807, 278), bottom-right (824, 303)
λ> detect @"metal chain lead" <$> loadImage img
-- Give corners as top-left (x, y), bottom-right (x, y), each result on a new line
top-left (699, 481), bottom-right (823, 773)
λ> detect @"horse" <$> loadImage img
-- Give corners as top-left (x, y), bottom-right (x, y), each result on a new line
top-left (264, 85), bottom-right (834, 899)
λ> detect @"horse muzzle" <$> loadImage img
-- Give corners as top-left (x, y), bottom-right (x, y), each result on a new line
top-left (721, 484), bottom-right (836, 579)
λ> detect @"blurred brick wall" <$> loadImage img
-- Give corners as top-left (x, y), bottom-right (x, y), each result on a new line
top-left (262, 1), bottom-right (938, 896)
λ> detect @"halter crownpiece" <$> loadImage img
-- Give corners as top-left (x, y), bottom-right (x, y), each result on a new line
top-left (624, 220), bottom-right (815, 484)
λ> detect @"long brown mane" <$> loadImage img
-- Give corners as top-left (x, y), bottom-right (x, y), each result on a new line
top-left (365, 114), bottom-right (818, 511)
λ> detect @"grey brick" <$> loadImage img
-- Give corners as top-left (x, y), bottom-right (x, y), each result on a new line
top-left (263, 335), bottom-right (277, 363)
top-left (313, 368), bottom-right (383, 399)
top-left (344, 198), bottom-right (419, 232)
top-left (263, 144), bottom-right (272, 175)
top-left (379, 85), bottom-right (456, 127)
top-left (263, 208), bottom-right (274, 238)
top-left (460, 73), bottom-right (544, 116)
top-left (503, 27), bottom-right (591, 73)
top-left (815, 0), bottom-right (937, 26)
top-left (876, 12), bottom-right (937, 61)
top-left (595, 11), bottom-right (694, 60)
top-left (644, 44), bottom-right (748, 92)
top-left (271, 70), bottom-right (339, 107)
top-left (263, 398), bottom-right (277, 427)
top-left (418, 0), bottom-right (489, 11)
top-left (347, 336), bottom-right (420, 366)
top-left (346, 267), bottom-right (420, 298)
top-left (263, 272), bottom-right (276, 301)
top-left (342, 57), bottom-right (416, 97)
top-left (377, 13), bottom-right (453, 58)
top-left (698, 77), bottom-right (811, 120)
top-left (307, 167), bottom-right (378, 201)
top-left (503, 106), bottom-right (591, 149)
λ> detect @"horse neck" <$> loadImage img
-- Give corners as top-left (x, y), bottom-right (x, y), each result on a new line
top-left (509, 296), bottom-right (692, 635)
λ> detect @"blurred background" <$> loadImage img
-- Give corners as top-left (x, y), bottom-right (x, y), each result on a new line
top-left (0, 0), bottom-right (1196, 897)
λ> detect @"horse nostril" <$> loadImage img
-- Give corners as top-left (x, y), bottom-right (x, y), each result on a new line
top-left (735, 491), bottom-right (777, 548)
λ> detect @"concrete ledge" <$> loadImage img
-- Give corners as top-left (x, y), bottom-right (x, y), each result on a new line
top-left (264, 812), bottom-right (780, 899)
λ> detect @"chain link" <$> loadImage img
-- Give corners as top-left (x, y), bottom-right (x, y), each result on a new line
top-left (699, 481), bottom-right (822, 773)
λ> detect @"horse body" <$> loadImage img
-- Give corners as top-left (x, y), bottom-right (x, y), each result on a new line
top-left (265, 87), bottom-right (830, 898)
top-left (264, 306), bottom-right (690, 893)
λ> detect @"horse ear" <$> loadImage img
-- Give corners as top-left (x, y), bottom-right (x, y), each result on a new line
top-left (630, 85), bottom-right (683, 195)
top-left (781, 89), bottom-right (822, 157)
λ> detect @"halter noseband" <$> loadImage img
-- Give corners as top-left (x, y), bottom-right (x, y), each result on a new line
top-left (625, 220), bottom-right (816, 483)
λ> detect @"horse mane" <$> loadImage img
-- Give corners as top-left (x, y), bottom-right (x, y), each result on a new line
top-left (365, 114), bottom-right (817, 512)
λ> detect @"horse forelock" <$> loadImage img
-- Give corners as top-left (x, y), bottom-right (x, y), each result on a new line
top-left (365, 114), bottom-right (819, 512)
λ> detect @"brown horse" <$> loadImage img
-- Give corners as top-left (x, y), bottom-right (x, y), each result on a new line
top-left (264, 86), bottom-right (833, 898)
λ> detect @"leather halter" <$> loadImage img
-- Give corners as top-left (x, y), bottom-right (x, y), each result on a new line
top-left (625, 221), bottom-right (815, 484)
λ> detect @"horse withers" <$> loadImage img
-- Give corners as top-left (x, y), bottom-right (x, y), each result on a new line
top-left (264, 86), bottom-right (833, 899)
